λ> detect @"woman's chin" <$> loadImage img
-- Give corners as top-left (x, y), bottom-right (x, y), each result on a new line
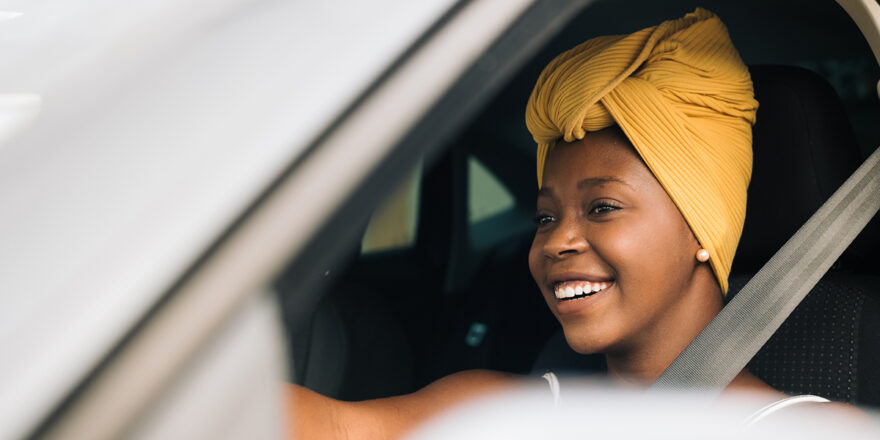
top-left (561, 326), bottom-right (611, 355)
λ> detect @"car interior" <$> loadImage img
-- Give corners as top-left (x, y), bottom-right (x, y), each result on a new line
top-left (275, 0), bottom-right (880, 407)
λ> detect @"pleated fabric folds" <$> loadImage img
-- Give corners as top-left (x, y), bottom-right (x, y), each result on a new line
top-left (525, 8), bottom-right (758, 294)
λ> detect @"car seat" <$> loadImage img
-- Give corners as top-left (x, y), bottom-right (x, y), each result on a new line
top-left (281, 155), bottom-right (457, 400)
top-left (732, 65), bottom-right (880, 406)
top-left (533, 65), bottom-right (880, 406)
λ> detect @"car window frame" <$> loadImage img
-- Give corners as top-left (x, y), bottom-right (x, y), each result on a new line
top-left (32, 1), bottom-right (592, 438)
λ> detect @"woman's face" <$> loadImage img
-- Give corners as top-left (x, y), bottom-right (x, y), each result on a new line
top-left (528, 128), bottom-right (707, 356)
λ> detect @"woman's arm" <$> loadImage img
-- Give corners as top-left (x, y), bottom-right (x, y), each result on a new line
top-left (286, 369), bottom-right (519, 439)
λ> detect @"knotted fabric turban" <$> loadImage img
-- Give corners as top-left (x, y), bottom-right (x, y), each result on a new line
top-left (525, 8), bottom-right (758, 294)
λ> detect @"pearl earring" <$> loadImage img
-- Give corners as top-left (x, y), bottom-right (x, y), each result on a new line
top-left (696, 249), bottom-right (710, 263)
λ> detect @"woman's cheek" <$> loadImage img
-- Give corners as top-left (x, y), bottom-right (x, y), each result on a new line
top-left (594, 219), bottom-right (659, 299)
top-left (594, 220), bottom-right (642, 266)
top-left (528, 234), bottom-right (545, 287)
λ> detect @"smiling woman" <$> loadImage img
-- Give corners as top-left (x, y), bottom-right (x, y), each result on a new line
top-left (284, 6), bottom-right (872, 439)
top-left (522, 6), bottom-right (753, 383)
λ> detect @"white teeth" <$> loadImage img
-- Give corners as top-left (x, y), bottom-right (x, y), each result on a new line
top-left (553, 280), bottom-right (612, 299)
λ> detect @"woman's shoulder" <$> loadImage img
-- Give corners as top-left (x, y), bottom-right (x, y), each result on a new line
top-left (724, 369), bottom-right (784, 397)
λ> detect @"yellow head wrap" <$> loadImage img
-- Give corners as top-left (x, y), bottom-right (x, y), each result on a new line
top-left (525, 8), bottom-right (758, 294)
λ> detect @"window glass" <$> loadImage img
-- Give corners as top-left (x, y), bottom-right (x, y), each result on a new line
top-left (468, 155), bottom-right (535, 252)
top-left (468, 156), bottom-right (514, 224)
top-left (360, 163), bottom-right (422, 254)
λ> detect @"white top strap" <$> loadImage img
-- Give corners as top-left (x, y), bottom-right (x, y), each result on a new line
top-left (744, 395), bottom-right (830, 426)
top-left (541, 371), bottom-right (560, 407)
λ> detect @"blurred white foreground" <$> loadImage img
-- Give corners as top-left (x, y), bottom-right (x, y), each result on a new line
top-left (409, 381), bottom-right (880, 439)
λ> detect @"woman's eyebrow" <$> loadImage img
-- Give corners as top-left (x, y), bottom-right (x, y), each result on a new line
top-left (577, 176), bottom-right (633, 190)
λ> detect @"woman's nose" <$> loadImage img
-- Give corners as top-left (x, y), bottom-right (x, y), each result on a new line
top-left (543, 218), bottom-right (589, 258)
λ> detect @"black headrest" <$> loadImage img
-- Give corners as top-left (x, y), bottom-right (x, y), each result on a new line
top-left (732, 65), bottom-right (878, 274)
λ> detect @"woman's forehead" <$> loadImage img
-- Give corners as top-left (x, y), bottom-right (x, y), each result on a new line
top-left (541, 130), bottom-right (650, 189)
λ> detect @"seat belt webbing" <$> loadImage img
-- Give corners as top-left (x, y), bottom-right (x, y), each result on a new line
top-left (650, 145), bottom-right (880, 397)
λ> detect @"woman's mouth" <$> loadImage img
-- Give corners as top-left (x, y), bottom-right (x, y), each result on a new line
top-left (553, 280), bottom-right (613, 301)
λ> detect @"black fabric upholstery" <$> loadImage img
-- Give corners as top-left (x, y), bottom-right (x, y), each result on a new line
top-left (287, 280), bottom-right (415, 401)
top-left (726, 66), bottom-right (880, 406)
top-left (425, 236), bottom-right (561, 382)
top-left (753, 282), bottom-right (862, 402)
top-left (730, 275), bottom-right (880, 405)
top-left (733, 65), bottom-right (878, 274)
top-left (857, 282), bottom-right (880, 406)
top-left (289, 297), bottom-right (347, 398)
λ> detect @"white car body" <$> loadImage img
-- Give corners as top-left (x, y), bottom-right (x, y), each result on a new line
top-left (0, 0), bottom-right (877, 438)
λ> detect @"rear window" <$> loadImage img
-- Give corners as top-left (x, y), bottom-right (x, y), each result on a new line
top-left (468, 156), bottom-right (515, 224)
top-left (360, 163), bottom-right (423, 254)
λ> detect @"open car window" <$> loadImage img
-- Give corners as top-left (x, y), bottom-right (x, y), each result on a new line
top-left (276, 0), bottom-right (880, 416)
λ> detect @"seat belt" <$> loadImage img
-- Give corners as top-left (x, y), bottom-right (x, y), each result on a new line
top-left (650, 145), bottom-right (880, 398)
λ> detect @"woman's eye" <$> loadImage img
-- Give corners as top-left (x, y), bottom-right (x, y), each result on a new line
top-left (589, 202), bottom-right (621, 215)
top-left (533, 213), bottom-right (556, 226)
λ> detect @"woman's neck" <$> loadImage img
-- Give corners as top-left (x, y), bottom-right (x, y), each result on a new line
top-left (603, 266), bottom-right (723, 386)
